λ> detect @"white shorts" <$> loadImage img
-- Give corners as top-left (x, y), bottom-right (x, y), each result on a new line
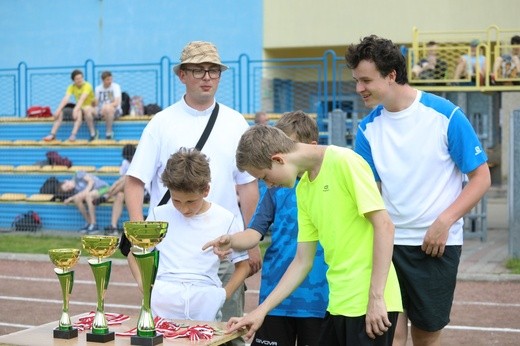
top-left (151, 279), bottom-right (226, 321)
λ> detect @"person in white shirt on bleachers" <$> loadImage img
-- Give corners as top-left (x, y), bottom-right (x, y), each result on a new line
top-left (94, 71), bottom-right (122, 140)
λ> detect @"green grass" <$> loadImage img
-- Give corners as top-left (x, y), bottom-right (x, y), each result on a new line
top-left (506, 258), bottom-right (520, 274)
top-left (0, 232), bottom-right (126, 259)
top-left (0, 231), bottom-right (270, 260)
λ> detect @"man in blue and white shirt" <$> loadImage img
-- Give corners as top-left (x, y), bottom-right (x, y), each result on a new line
top-left (346, 35), bottom-right (491, 346)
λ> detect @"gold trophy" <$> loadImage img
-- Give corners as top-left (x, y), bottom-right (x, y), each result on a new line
top-left (123, 221), bottom-right (168, 346)
top-left (81, 235), bottom-right (120, 343)
top-left (48, 248), bottom-right (81, 339)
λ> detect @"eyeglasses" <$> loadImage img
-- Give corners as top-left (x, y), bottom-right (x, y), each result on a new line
top-left (183, 68), bottom-right (221, 79)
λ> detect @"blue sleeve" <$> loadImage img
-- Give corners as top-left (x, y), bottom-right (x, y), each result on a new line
top-left (354, 128), bottom-right (380, 181)
top-left (248, 187), bottom-right (276, 237)
top-left (447, 109), bottom-right (488, 174)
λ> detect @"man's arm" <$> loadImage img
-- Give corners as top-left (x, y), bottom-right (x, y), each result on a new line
top-left (107, 176), bottom-right (125, 197)
top-left (224, 260), bottom-right (250, 300)
top-left (75, 91), bottom-right (89, 110)
top-left (226, 241), bottom-right (316, 339)
top-left (422, 163), bottom-right (491, 257)
top-left (54, 92), bottom-right (71, 117)
top-left (124, 175), bottom-right (147, 285)
top-left (113, 94), bottom-right (121, 108)
top-left (236, 180), bottom-right (262, 274)
top-left (364, 209), bottom-right (395, 340)
top-left (127, 253), bottom-right (143, 292)
top-left (124, 175), bottom-right (146, 221)
top-left (64, 175), bottom-right (94, 204)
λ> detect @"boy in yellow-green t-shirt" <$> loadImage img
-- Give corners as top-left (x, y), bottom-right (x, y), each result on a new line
top-left (225, 125), bottom-right (402, 346)
top-left (43, 69), bottom-right (97, 142)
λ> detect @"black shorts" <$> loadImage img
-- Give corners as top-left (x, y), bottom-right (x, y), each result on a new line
top-left (252, 315), bottom-right (324, 346)
top-left (392, 245), bottom-right (461, 332)
top-left (317, 312), bottom-right (398, 346)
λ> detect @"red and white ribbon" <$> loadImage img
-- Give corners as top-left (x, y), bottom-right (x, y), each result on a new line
top-left (73, 311), bottom-right (130, 331)
top-left (116, 317), bottom-right (215, 340)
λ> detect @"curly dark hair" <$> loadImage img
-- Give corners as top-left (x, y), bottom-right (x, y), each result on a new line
top-left (345, 35), bottom-right (408, 85)
top-left (70, 69), bottom-right (83, 81)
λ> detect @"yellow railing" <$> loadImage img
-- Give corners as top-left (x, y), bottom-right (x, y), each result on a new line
top-left (408, 25), bottom-right (520, 92)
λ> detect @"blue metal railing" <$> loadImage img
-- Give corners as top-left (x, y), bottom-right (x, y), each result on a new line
top-left (0, 53), bottom-right (336, 118)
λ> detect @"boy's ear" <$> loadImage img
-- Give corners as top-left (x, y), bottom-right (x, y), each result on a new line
top-left (203, 184), bottom-right (210, 197)
top-left (271, 153), bottom-right (284, 164)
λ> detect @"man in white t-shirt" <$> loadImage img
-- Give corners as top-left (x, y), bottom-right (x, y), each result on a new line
top-left (95, 71), bottom-right (122, 139)
top-left (123, 41), bottom-right (261, 345)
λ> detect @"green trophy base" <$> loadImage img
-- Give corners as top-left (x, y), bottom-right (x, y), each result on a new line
top-left (131, 334), bottom-right (163, 346)
top-left (53, 327), bottom-right (78, 339)
top-left (87, 331), bottom-right (115, 343)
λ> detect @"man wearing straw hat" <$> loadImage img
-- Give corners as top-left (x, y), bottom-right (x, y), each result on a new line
top-left (123, 41), bottom-right (261, 343)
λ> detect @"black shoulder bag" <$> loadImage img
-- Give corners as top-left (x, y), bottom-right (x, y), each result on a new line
top-left (119, 103), bottom-right (220, 256)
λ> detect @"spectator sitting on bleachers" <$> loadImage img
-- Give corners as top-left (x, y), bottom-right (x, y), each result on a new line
top-left (103, 144), bottom-right (137, 235)
top-left (254, 111), bottom-right (269, 125)
top-left (58, 170), bottom-right (110, 234)
top-left (411, 41), bottom-right (447, 82)
top-left (43, 69), bottom-right (98, 142)
top-left (94, 71), bottom-right (122, 139)
top-left (491, 35), bottom-right (520, 85)
top-left (452, 39), bottom-right (486, 85)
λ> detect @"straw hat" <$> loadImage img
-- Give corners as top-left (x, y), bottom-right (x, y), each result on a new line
top-left (173, 41), bottom-right (228, 73)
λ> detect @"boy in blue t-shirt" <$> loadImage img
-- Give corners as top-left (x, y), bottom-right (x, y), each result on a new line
top-left (204, 111), bottom-right (328, 346)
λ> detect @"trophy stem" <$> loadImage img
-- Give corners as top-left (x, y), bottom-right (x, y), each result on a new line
top-left (88, 259), bottom-right (111, 331)
top-left (134, 250), bottom-right (160, 338)
top-left (86, 259), bottom-right (116, 342)
top-left (55, 269), bottom-right (74, 331)
top-left (53, 268), bottom-right (79, 339)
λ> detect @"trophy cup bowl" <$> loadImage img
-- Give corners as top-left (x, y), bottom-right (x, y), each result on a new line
top-left (48, 248), bottom-right (81, 339)
top-left (123, 221), bottom-right (168, 346)
top-left (81, 235), bottom-right (120, 343)
top-left (123, 221), bottom-right (168, 253)
top-left (49, 248), bottom-right (81, 272)
top-left (82, 235), bottom-right (119, 262)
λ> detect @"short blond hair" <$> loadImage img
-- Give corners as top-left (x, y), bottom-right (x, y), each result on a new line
top-left (236, 125), bottom-right (296, 171)
top-left (161, 147), bottom-right (211, 193)
top-left (275, 110), bottom-right (318, 143)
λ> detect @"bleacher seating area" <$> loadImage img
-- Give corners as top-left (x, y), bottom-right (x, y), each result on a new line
top-left (0, 113), bottom-right (302, 233)
top-left (0, 116), bottom-right (149, 233)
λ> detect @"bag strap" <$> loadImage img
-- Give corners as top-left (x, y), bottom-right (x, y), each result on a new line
top-left (157, 103), bottom-right (219, 206)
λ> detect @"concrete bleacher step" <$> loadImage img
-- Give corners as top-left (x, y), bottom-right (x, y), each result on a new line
top-left (0, 117), bottom-right (149, 141)
top-left (0, 193), bottom-right (27, 201)
top-left (25, 194), bottom-right (54, 202)
top-left (97, 166), bottom-right (121, 173)
top-left (0, 146), bottom-right (126, 167)
top-left (0, 165), bottom-right (14, 171)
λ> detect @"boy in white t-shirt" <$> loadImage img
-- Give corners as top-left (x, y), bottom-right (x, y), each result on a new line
top-left (94, 71), bottom-right (122, 139)
top-left (129, 147), bottom-right (250, 321)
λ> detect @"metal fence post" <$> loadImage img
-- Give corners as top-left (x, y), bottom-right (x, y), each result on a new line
top-left (509, 109), bottom-right (520, 258)
top-left (17, 62), bottom-right (27, 117)
top-left (328, 109), bottom-right (346, 146)
top-left (464, 112), bottom-right (489, 241)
